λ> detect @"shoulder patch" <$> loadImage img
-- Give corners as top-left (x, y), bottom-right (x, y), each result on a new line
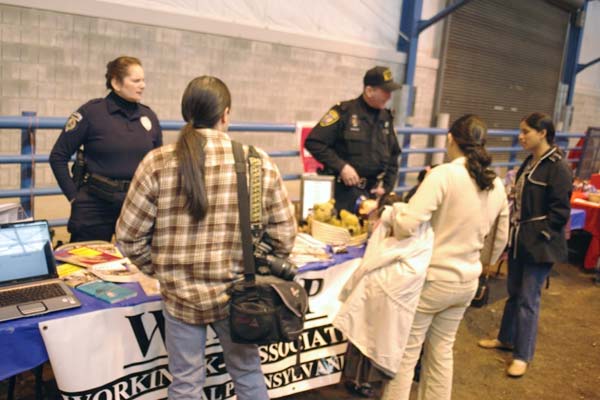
top-left (319, 109), bottom-right (340, 127)
top-left (64, 111), bottom-right (82, 132)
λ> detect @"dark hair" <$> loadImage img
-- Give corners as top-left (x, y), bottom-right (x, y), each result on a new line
top-left (449, 114), bottom-right (496, 191)
top-left (417, 164), bottom-right (437, 183)
top-left (105, 56), bottom-right (142, 90)
top-left (176, 76), bottom-right (231, 221)
top-left (417, 168), bottom-right (428, 183)
top-left (521, 112), bottom-right (555, 145)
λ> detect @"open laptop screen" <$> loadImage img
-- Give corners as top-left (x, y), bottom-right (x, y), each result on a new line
top-left (0, 220), bottom-right (55, 285)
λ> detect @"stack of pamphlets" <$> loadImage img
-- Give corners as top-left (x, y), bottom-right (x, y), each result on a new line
top-left (289, 233), bottom-right (332, 266)
top-left (55, 241), bottom-right (159, 297)
top-left (54, 241), bottom-right (141, 282)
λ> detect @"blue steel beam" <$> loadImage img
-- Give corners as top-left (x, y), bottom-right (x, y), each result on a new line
top-left (0, 117), bottom-right (583, 139)
top-left (398, 0), bottom-right (423, 108)
top-left (0, 116), bottom-right (296, 134)
top-left (577, 56), bottom-right (600, 73)
top-left (398, 0), bottom-right (474, 115)
top-left (20, 111), bottom-right (36, 217)
top-left (397, 0), bottom-right (424, 186)
top-left (397, 0), bottom-right (474, 186)
top-left (0, 144), bottom-right (580, 163)
top-left (562, 1), bottom-right (588, 107)
top-left (417, 0), bottom-right (474, 33)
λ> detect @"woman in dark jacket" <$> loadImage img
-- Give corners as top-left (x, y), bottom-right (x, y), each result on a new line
top-left (50, 56), bottom-right (162, 242)
top-left (478, 112), bottom-right (572, 377)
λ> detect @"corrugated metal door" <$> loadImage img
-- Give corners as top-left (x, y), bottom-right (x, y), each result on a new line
top-left (437, 0), bottom-right (569, 131)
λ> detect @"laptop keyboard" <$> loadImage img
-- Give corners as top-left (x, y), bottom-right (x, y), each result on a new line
top-left (0, 283), bottom-right (66, 307)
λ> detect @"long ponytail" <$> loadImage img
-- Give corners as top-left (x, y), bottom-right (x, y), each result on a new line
top-left (449, 114), bottom-right (496, 191)
top-left (176, 76), bottom-right (231, 222)
top-left (175, 123), bottom-right (208, 222)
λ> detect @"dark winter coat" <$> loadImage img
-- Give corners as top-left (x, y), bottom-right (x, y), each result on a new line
top-left (511, 146), bottom-right (572, 264)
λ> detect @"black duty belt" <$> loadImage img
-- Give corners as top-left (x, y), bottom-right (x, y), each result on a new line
top-left (86, 173), bottom-right (131, 192)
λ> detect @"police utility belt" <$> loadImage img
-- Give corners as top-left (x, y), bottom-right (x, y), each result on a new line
top-left (86, 173), bottom-right (130, 192)
top-left (71, 148), bottom-right (130, 205)
top-left (84, 173), bottom-right (131, 205)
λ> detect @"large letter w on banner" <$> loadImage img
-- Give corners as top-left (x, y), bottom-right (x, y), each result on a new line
top-left (126, 310), bottom-right (166, 357)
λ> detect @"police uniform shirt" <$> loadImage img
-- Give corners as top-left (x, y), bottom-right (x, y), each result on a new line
top-left (50, 91), bottom-right (163, 201)
top-left (304, 95), bottom-right (400, 193)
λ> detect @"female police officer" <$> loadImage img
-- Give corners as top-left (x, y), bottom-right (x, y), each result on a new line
top-left (50, 56), bottom-right (163, 242)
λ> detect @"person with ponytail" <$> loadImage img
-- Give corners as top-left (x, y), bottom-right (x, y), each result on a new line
top-left (116, 76), bottom-right (296, 400)
top-left (381, 114), bottom-right (509, 400)
top-left (479, 112), bottom-right (572, 378)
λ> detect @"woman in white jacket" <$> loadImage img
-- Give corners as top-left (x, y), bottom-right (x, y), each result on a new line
top-left (381, 114), bottom-right (509, 400)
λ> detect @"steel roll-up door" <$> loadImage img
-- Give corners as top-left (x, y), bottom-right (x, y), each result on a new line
top-left (436, 0), bottom-right (570, 164)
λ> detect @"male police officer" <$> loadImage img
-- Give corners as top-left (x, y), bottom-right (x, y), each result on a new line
top-left (305, 66), bottom-right (402, 214)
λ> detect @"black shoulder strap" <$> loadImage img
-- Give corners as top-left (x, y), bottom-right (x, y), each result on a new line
top-left (232, 141), bottom-right (256, 283)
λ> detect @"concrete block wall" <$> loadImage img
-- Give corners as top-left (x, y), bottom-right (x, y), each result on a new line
top-left (1, 4), bottom-right (419, 210)
top-left (404, 59), bottom-right (441, 173)
top-left (572, 89), bottom-right (600, 133)
top-left (14, 4), bottom-right (567, 221)
top-left (0, 129), bottom-right (19, 189)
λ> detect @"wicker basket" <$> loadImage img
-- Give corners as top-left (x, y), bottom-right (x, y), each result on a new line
top-left (347, 232), bottom-right (368, 247)
top-left (311, 220), bottom-right (367, 246)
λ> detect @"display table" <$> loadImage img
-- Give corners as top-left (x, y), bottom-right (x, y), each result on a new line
top-left (570, 208), bottom-right (586, 231)
top-left (0, 282), bottom-right (158, 382)
top-left (571, 194), bottom-right (600, 270)
top-left (0, 247), bottom-right (366, 399)
top-left (590, 173), bottom-right (600, 190)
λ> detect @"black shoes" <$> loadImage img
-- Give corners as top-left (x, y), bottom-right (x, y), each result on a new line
top-left (344, 381), bottom-right (376, 398)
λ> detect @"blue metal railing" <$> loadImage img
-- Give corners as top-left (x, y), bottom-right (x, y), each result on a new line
top-left (0, 115), bottom-right (586, 227)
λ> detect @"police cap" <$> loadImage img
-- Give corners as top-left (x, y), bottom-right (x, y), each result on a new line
top-left (363, 66), bottom-right (402, 92)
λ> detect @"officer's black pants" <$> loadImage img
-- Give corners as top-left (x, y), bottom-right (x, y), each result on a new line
top-left (68, 186), bottom-right (124, 243)
top-left (334, 181), bottom-right (372, 214)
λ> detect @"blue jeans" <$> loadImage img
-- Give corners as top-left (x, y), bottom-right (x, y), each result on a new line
top-left (498, 257), bottom-right (552, 362)
top-left (163, 307), bottom-right (269, 400)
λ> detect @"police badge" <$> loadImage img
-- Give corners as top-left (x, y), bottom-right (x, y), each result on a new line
top-left (140, 116), bottom-right (152, 131)
top-left (65, 112), bottom-right (82, 132)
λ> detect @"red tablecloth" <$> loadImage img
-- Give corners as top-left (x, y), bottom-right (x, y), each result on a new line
top-left (591, 173), bottom-right (600, 190)
top-left (571, 193), bottom-right (600, 269)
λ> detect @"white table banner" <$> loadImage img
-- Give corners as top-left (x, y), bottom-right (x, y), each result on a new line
top-left (40, 257), bottom-right (361, 400)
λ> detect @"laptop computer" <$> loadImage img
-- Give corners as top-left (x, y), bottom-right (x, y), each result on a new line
top-left (0, 220), bottom-right (81, 323)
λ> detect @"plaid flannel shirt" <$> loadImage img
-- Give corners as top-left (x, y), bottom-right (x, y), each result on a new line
top-left (116, 129), bottom-right (296, 324)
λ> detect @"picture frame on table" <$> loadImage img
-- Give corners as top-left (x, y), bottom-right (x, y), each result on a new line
top-left (300, 174), bottom-right (335, 220)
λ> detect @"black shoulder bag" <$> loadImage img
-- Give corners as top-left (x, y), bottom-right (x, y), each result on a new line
top-left (471, 213), bottom-right (500, 308)
top-left (229, 141), bottom-right (308, 344)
